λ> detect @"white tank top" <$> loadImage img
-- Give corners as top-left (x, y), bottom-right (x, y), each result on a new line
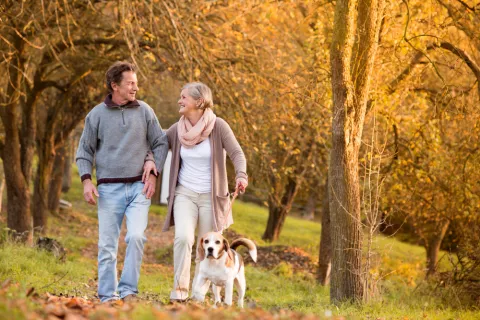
top-left (178, 137), bottom-right (212, 193)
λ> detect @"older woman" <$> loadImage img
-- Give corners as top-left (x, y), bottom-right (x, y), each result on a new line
top-left (161, 82), bottom-right (248, 301)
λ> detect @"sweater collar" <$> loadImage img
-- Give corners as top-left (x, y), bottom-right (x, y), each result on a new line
top-left (104, 94), bottom-right (140, 108)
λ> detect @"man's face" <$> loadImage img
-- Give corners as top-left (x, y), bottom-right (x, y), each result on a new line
top-left (112, 71), bottom-right (138, 103)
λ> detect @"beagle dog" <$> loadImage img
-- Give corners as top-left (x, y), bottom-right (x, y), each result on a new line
top-left (192, 232), bottom-right (257, 308)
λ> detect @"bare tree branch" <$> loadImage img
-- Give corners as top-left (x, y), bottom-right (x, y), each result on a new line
top-left (453, 0), bottom-right (477, 12)
top-left (387, 51), bottom-right (425, 94)
top-left (387, 41), bottom-right (480, 99)
top-left (436, 41), bottom-right (480, 99)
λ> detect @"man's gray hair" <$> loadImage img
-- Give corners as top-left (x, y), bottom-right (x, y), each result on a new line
top-left (182, 82), bottom-right (213, 110)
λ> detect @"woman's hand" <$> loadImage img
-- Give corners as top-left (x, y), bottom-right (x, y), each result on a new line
top-left (236, 178), bottom-right (248, 194)
top-left (142, 160), bottom-right (158, 182)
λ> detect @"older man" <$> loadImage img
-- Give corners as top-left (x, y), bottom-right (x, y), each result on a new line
top-left (76, 61), bottom-right (168, 302)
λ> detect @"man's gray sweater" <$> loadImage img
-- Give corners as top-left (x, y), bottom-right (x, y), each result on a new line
top-left (76, 95), bottom-right (168, 185)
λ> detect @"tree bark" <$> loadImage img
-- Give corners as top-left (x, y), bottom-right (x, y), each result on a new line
top-left (0, 178), bottom-right (4, 213)
top-left (425, 220), bottom-right (450, 277)
top-left (0, 164), bottom-right (4, 213)
top-left (262, 178), bottom-right (298, 242)
top-left (0, 35), bottom-right (33, 243)
top-left (33, 137), bottom-right (56, 233)
top-left (3, 160), bottom-right (31, 242)
top-left (61, 143), bottom-right (72, 193)
top-left (303, 191), bottom-right (317, 220)
top-left (329, 0), bottom-right (384, 304)
top-left (49, 145), bottom-right (68, 212)
top-left (2, 120), bottom-right (32, 241)
top-left (318, 178), bottom-right (332, 285)
top-left (329, 0), bottom-right (363, 303)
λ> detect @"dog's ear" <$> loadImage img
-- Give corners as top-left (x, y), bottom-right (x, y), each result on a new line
top-left (223, 238), bottom-right (230, 253)
top-left (197, 237), bottom-right (205, 261)
top-left (223, 238), bottom-right (235, 267)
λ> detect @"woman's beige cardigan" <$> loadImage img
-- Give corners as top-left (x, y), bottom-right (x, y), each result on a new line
top-left (162, 118), bottom-right (248, 232)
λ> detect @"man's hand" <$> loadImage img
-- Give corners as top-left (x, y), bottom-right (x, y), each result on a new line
top-left (142, 160), bottom-right (158, 183)
top-left (236, 178), bottom-right (248, 194)
top-left (83, 179), bottom-right (99, 205)
top-left (142, 174), bottom-right (157, 199)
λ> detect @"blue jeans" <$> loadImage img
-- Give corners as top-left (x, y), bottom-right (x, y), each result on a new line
top-left (97, 181), bottom-right (150, 302)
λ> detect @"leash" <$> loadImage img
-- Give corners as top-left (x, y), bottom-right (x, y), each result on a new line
top-left (223, 187), bottom-right (239, 229)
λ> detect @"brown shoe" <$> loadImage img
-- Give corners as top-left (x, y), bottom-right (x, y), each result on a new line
top-left (122, 294), bottom-right (138, 303)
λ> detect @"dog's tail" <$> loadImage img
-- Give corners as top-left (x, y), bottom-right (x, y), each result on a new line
top-left (231, 238), bottom-right (257, 263)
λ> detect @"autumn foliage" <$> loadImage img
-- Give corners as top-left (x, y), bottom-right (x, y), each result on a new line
top-left (1, 0), bottom-right (480, 308)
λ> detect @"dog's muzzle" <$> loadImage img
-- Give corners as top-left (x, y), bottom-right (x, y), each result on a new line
top-left (207, 247), bottom-right (214, 258)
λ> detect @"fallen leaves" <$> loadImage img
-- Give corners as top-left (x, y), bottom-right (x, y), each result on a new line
top-left (223, 229), bottom-right (318, 275)
top-left (0, 281), bottom-right (342, 320)
top-left (253, 245), bottom-right (317, 274)
top-left (42, 293), bottom-right (96, 319)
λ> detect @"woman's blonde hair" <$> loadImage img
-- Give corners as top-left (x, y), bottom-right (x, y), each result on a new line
top-left (182, 82), bottom-right (213, 110)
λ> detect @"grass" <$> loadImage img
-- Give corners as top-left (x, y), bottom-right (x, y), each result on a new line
top-left (0, 230), bottom-right (479, 319)
top-left (230, 201), bottom-right (321, 257)
top-left (0, 167), bottom-right (479, 319)
top-left (0, 242), bottom-right (96, 298)
top-left (1, 241), bottom-right (478, 319)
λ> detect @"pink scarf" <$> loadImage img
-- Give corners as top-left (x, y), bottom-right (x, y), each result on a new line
top-left (178, 108), bottom-right (217, 148)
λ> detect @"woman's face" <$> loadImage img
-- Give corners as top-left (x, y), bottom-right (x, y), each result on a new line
top-left (178, 89), bottom-right (199, 116)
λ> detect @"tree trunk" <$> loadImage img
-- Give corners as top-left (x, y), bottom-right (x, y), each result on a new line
top-left (329, 0), bottom-right (384, 304)
top-left (425, 220), bottom-right (450, 277)
top-left (3, 136), bottom-right (32, 242)
top-left (0, 164), bottom-right (4, 213)
top-left (49, 145), bottom-right (68, 212)
top-left (0, 178), bottom-right (4, 213)
top-left (262, 178), bottom-right (298, 242)
top-left (33, 140), bottom-right (56, 234)
top-left (0, 37), bottom-right (33, 243)
top-left (318, 178), bottom-right (332, 285)
top-left (303, 191), bottom-right (317, 220)
top-left (329, 0), bottom-right (364, 302)
top-left (329, 135), bottom-right (364, 302)
top-left (61, 143), bottom-right (72, 193)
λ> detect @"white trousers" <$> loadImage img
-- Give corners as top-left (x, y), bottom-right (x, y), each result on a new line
top-left (170, 184), bottom-right (214, 300)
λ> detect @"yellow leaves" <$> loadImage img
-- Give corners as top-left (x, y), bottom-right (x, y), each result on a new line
top-left (234, 31), bottom-right (243, 41)
top-left (144, 52), bottom-right (156, 63)
top-left (143, 31), bottom-right (156, 41)
top-left (194, 68), bottom-right (201, 78)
